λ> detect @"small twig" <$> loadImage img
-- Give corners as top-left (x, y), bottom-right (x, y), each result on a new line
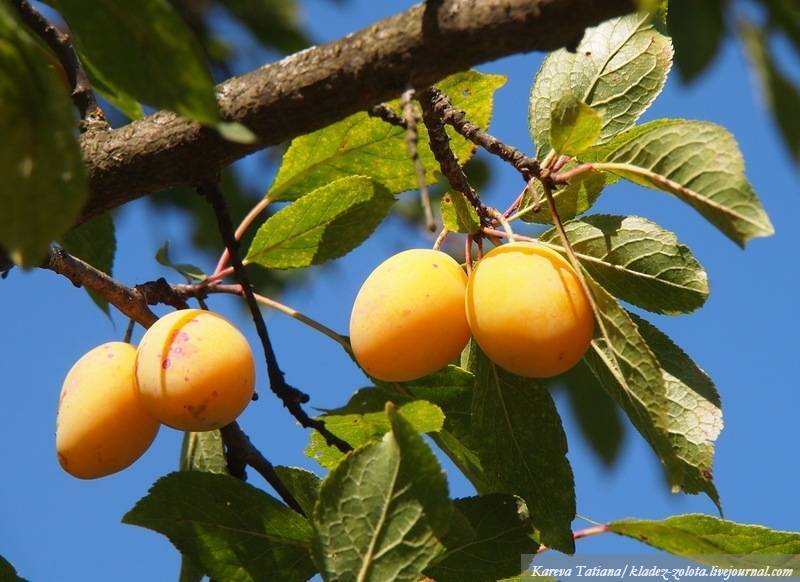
top-left (368, 103), bottom-right (407, 128)
top-left (551, 155), bottom-right (571, 173)
top-left (419, 88), bottom-right (490, 226)
top-left (12, 0), bottom-right (107, 128)
top-left (220, 422), bottom-right (306, 515)
top-left (43, 247), bottom-right (158, 327)
top-left (432, 227), bottom-right (449, 251)
top-left (423, 86), bottom-right (540, 180)
top-left (504, 177), bottom-right (540, 219)
top-left (213, 196), bottom-right (274, 277)
top-left (199, 181), bottom-right (352, 454)
top-left (123, 319), bottom-right (136, 344)
top-left (401, 88), bottom-right (436, 232)
top-left (553, 163), bottom-right (596, 183)
top-left (167, 282), bottom-right (352, 355)
top-left (487, 207), bottom-right (516, 242)
top-left (136, 277), bottom-right (189, 310)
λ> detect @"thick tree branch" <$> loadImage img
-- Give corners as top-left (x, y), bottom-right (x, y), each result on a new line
top-left (76, 0), bottom-right (633, 225)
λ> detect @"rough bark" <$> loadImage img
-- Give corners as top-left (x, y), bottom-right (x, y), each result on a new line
top-left (80, 0), bottom-right (634, 221)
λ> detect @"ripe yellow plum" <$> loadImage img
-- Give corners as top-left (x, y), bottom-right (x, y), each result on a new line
top-left (466, 242), bottom-right (594, 378)
top-left (135, 309), bottom-right (255, 431)
top-left (350, 249), bottom-right (471, 382)
top-left (56, 342), bottom-right (159, 479)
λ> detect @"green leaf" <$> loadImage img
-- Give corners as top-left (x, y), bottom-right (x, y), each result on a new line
top-left (245, 176), bottom-right (394, 269)
top-left (123, 472), bottom-right (316, 582)
top-left (0, 5), bottom-right (87, 267)
top-left (47, 0), bottom-right (218, 124)
top-left (631, 314), bottom-right (722, 509)
top-left (583, 278), bottom-right (720, 506)
top-left (305, 399), bottom-right (444, 470)
top-left (177, 430), bottom-right (228, 581)
top-left (178, 554), bottom-right (204, 582)
top-left (217, 121), bottom-right (258, 145)
top-left (586, 120), bottom-right (774, 245)
top-left (465, 343), bottom-right (576, 554)
top-left (0, 555), bottom-right (28, 582)
top-left (426, 495), bottom-right (538, 582)
top-left (519, 166), bottom-right (606, 224)
top-left (540, 215), bottom-right (709, 314)
top-left (529, 12), bottom-right (672, 159)
top-left (273, 467), bottom-right (320, 517)
top-left (179, 430), bottom-right (228, 474)
top-left (217, 0), bottom-right (309, 54)
top-left (61, 213), bottom-right (116, 315)
top-left (556, 359), bottom-right (625, 468)
top-left (581, 277), bottom-right (674, 486)
top-left (609, 514), bottom-right (800, 571)
top-left (267, 71), bottom-right (506, 202)
top-left (740, 22), bottom-right (800, 164)
top-left (636, 0), bottom-right (668, 31)
top-left (155, 241), bottom-right (206, 281)
top-left (549, 97), bottom-right (602, 156)
top-left (312, 404), bottom-right (451, 582)
top-left (441, 191), bottom-right (481, 234)
top-left (668, 0), bottom-right (727, 82)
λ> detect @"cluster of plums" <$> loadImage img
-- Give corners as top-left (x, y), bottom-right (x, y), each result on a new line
top-left (57, 242), bottom-right (593, 479)
top-left (56, 309), bottom-right (255, 479)
top-left (350, 242), bottom-right (594, 382)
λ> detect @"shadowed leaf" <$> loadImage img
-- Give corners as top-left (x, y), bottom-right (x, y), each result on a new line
top-left (0, 4), bottom-right (87, 266)
top-left (465, 343), bottom-right (576, 554)
top-left (312, 405), bottom-right (451, 582)
top-left (48, 0), bottom-right (218, 123)
top-left (123, 472), bottom-right (316, 582)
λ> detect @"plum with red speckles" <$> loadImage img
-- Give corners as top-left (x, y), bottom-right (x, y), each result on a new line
top-left (56, 342), bottom-right (159, 479)
top-left (135, 309), bottom-right (255, 431)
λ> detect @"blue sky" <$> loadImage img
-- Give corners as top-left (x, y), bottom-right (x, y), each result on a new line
top-left (1, 1), bottom-right (798, 580)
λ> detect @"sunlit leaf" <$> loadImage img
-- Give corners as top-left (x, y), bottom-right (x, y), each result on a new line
top-left (268, 71), bottom-right (505, 202)
top-left (586, 120), bottom-right (774, 246)
top-left (246, 176), bottom-right (394, 269)
top-left (530, 12), bottom-right (672, 159)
